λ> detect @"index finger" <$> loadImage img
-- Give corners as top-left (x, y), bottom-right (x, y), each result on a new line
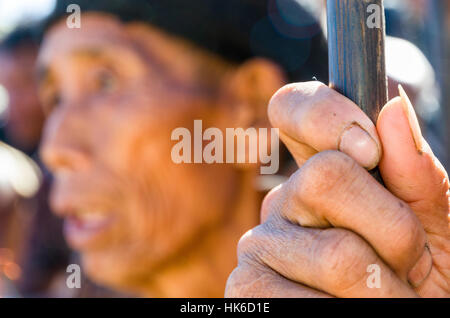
top-left (268, 81), bottom-right (382, 169)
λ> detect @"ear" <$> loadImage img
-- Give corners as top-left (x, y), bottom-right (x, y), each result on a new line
top-left (216, 58), bottom-right (286, 175)
top-left (219, 58), bottom-right (286, 128)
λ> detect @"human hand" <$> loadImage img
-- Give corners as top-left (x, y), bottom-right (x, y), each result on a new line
top-left (225, 82), bottom-right (449, 297)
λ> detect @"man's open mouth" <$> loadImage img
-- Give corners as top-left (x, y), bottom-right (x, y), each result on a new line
top-left (63, 211), bottom-right (115, 250)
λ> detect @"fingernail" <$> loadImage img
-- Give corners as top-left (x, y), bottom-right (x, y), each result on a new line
top-left (398, 85), bottom-right (423, 154)
top-left (338, 123), bottom-right (380, 169)
top-left (408, 243), bottom-right (433, 288)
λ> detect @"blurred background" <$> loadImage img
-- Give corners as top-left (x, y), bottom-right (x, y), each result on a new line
top-left (0, 0), bottom-right (56, 36)
top-left (0, 0), bottom-right (448, 298)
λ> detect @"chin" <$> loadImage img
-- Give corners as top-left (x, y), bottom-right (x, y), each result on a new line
top-left (80, 249), bottom-right (156, 294)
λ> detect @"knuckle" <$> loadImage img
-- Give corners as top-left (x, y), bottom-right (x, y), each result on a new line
top-left (237, 218), bottom-right (294, 273)
top-left (225, 266), bottom-right (249, 297)
top-left (225, 264), bottom-right (279, 298)
top-left (314, 229), bottom-right (371, 291)
top-left (260, 184), bottom-right (284, 222)
top-left (294, 151), bottom-right (357, 206)
top-left (236, 229), bottom-right (257, 262)
top-left (236, 224), bottom-right (270, 265)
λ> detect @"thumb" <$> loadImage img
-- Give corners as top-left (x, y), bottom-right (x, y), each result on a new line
top-left (377, 85), bottom-right (449, 233)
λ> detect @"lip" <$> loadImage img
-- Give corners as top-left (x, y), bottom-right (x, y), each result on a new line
top-left (63, 213), bottom-right (115, 251)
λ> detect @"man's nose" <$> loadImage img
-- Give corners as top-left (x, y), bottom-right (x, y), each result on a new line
top-left (40, 107), bottom-right (92, 173)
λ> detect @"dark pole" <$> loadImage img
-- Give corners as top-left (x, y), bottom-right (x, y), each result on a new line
top-left (442, 0), bottom-right (450, 171)
top-left (327, 0), bottom-right (387, 183)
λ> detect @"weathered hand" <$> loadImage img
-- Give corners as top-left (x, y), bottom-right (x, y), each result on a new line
top-left (225, 82), bottom-right (450, 297)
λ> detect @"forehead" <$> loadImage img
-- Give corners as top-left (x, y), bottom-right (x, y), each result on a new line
top-left (38, 15), bottom-right (140, 71)
top-left (38, 13), bottom-right (232, 89)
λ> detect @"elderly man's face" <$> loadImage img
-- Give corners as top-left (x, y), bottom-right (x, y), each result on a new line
top-left (37, 15), bottom-right (245, 290)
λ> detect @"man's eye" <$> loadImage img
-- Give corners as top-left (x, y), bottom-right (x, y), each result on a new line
top-left (41, 88), bottom-right (61, 115)
top-left (96, 70), bottom-right (116, 93)
top-left (51, 93), bottom-right (61, 107)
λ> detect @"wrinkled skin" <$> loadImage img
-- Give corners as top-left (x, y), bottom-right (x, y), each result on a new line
top-left (226, 81), bottom-right (450, 297)
top-left (38, 14), bottom-right (284, 296)
top-left (0, 45), bottom-right (45, 151)
top-left (38, 13), bottom-right (450, 298)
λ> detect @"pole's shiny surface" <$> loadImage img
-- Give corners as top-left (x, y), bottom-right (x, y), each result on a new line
top-left (327, 0), bottom-right (388, 183)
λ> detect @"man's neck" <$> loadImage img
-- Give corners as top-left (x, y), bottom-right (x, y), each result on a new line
top-left (144, 172), bottom-right (261, 297)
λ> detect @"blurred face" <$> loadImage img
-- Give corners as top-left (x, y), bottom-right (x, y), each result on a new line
top-left (0, 45), bottom-right (45, 151)
top-left (38, 15), bottom-right (240, 291)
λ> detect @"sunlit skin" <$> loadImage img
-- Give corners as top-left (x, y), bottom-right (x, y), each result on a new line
top-left (0, 45), bottom-right (45, 151)
top-left (38, 14), bottom-right (450, 298)
top-left (224, 1), bottom-right (449, 298)
top-left (37, 14), bottom-right (284, 297)
top-left (226, 82), bottom-right (450, 297)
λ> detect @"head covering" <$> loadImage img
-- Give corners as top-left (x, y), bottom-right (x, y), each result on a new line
top-left (46, 0), bottom-right (328, 81)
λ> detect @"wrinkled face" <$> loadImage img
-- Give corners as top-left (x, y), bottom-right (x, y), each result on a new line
top-left (0, 46), bottom-right (45, 151)
top-left (38, 15), bottom-right (240, 290)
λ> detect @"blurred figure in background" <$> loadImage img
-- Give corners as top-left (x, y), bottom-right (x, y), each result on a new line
top-left (0, 141), bottom-right (42, 297)
top-left (0, 27), bottom-right (70, 297)
top-left (0, 28), bottom-right (45, 153)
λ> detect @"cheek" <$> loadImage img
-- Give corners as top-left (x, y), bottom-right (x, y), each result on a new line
top-left (115, 151), bottom-right (227, 262)
top-left (91, 126), bottom-right (186, 256)
top-left (88, 96), bottom-right (232, 254)
top-left (91, 95), bottom-right (174, 171)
